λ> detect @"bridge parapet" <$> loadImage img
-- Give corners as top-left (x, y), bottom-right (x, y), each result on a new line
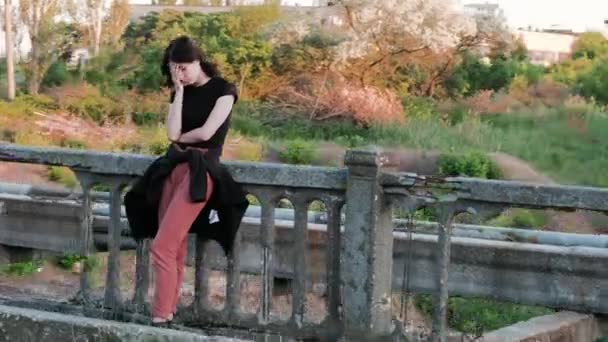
top-left (1, 143), bottom-right (607, 341)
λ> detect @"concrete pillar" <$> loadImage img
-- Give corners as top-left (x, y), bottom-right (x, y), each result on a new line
top-left (342, 148), bottom-right (394, 340)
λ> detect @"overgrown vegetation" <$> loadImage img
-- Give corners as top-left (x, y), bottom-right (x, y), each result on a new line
top-left (1, 260), bottom-right (43, 276)
top-left (56, 254), bottom-right (87, 270)
top-left (278, 139), bottom-right (317, 165)
top-left (438, 152), bottom-right (502, 179)
top-left (416, 295), bottom-right (554, 337)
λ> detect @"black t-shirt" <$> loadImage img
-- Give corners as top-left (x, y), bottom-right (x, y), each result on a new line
top-left (171, 77), bottom-right (238, 150)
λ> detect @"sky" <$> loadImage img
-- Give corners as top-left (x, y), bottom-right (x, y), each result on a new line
top-left (461, 0), bottom-right (608, 32)
top-left (128, 0), bottom-right (608, 32)
top-left (269, 0), bottom-right (608, 33)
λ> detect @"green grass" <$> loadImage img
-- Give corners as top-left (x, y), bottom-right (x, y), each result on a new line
top-left (483, 112), bottom-right (608, 187)
top-left (234, 105), bottom-right (608, 187)
top-left (416, 295), bottom-right (555, 337)
top-left (2, 260), bottom-right (44, 276)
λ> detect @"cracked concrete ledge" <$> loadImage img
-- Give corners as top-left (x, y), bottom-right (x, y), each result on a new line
top-left (0, 304), bottom-right (252, 342)
top-left (482, 311), bottom-right (601, 342)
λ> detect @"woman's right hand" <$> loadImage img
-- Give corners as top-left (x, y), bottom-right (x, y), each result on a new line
top-left (170, 63), bottom-right (184, 92)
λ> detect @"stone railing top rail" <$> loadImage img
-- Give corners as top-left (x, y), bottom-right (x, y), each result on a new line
top-left (1, 143), bottom-right (608, 212)
top-left (0, 143), bottom-right (346, 190)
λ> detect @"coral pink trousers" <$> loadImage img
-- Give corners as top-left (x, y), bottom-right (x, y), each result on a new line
top-left (150, 161), bottom-right (213, 318)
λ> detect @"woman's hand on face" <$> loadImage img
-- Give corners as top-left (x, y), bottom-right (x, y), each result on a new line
top-left (170, 63), bottom-right (184, 92)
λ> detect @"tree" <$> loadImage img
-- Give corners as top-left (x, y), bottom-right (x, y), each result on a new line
top-left (233, 3), bottom-right (280, 36)
top-left (576, 58), bottom-right (608, 104)
top-left (103, 0), bottom-right (129, 49)
top-left (19, 0), bottom-right (75, 94)
top-left (89, 0), bottom-right (104, 55)
top-left (4, 0), bottom-right (15, 100)
top-left (68, 0), bottom-right (109, 56)
top-left (122, 11), bottom-right (274, 97)
top-left (334, 0), bottom-right (477, 86)
top-left (572, 32), bottom-right (608, 60)
top-left (550, 57), bottom-right (594, 86)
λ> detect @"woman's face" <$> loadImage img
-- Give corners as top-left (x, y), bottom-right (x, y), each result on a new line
top-left (171, 61), bottom-right (202, 86)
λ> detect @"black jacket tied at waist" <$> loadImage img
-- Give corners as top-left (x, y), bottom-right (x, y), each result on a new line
top-left (124, 144), bottom-right (249, 255)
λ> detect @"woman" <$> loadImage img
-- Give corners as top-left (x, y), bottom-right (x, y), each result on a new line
top-left (124, 36), bottom-right (249, 327)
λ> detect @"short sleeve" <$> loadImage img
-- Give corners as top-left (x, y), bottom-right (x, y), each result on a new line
top-left (217, 78), bottom-right (238, 104)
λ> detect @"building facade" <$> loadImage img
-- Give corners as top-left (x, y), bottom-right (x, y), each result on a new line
top-left (515, 29), bottom-right (578, 66)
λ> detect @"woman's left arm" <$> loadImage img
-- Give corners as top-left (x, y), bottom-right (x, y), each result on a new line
top-left (177, 95), bottom-right (235, 143)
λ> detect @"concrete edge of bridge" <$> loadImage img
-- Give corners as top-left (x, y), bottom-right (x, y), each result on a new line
top-left (0, 304), bottom-right (252, 342)
top-left (481, 311), bottom-right (604, 342)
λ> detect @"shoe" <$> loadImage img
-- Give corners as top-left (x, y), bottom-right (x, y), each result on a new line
top-left (151, 318), bottom-right (173, 328)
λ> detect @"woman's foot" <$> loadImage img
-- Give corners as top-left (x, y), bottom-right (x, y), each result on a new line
top-left (151, 316), bottom-right (172, 328)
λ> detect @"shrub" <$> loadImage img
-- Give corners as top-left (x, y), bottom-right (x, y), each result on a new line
top-left (414, 207), bottom-right (438, 221)
top-left (508, 75), bottom-right (529, 98)
top-left (279, 139), bottom-right (316, 165)
top-left (270, 74), bottom-right (405, 127)
top-left (527, 77), bottom-right (569, 107)
top-left (49, 83), bottom-right (124, 124)
top-left (575, 58), bottom-right (608, 105)
top-left (47, 166), bottom-right (78, 188)
top-left (59, 138), bottom-right (88, 149)
top-left (132, 112), bottom-right (160, 126)
top-left (15, 94), bottom-right (59, 111)
top-left (335, 134), bottom-right (366, 148)
top-left (57, 253), bottom-right (87, 270)
top-left (562, 95), bottom-right (600, 116)
top-left (442, 104), bottom-right (471, 126)
top-left (401, 96), bottom-right (439, 120)
top-left (2, 260), bottom-right (43, 276)
top-left (14, 131), bottom-right (53, 146)
top-left (42, 62), bottom-right (71, 87)
top-left (233, 140), bottom-right (264, 162)
top-left (438, 152), bottom-right (502, 179)
top-left (146, 126), bottom-right (170, 155)
top-left (1, 129), bottom-right (16, 142)
top-left (0, 94), bottom-right (58, 118)
top-left (120, 90), bottom-right (168, 126)
top-left (118, 142), bottom-right (146, 154)
top-left (461, 90), bottom-right (518, 114)
top-left (246, 194), bottom-right (260, 206)
top-left (490, 209), bottom-right (547, 230)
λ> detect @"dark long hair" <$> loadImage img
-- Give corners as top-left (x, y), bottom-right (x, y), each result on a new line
top-left (161, 36), bottom-right (219, 88)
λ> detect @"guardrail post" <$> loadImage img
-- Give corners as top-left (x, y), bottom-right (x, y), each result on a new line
top-left (342, 148), bottom-right (394, 340)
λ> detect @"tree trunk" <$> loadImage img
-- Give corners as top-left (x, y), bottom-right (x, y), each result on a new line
top-left (93, 4), bottom-right (103, 55)
top-left (425, 78), bottom-right (436, 97)
top-left (238, 63), bottom-right (250, 99)
top-left (28, 46), bottom-right (41, 95)
top-left (4, 0), bottom-right (15, 100)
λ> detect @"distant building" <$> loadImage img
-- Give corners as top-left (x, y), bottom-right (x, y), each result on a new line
top-left (515, 29), bottom-right (578, 66)
top-left (463, 2), bottom-right (507, 26)
top-left (66, 48), bottom-right (91, 69)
